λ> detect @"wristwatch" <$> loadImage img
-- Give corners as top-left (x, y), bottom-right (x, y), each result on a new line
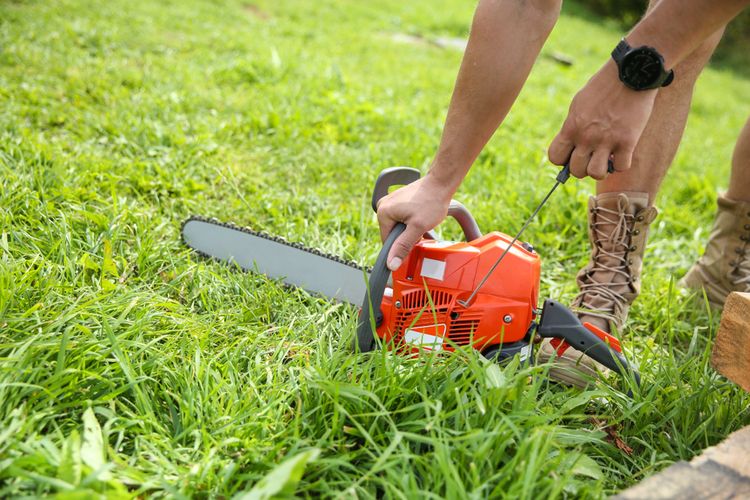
top-left (611, 38), bottom-right (674, 91)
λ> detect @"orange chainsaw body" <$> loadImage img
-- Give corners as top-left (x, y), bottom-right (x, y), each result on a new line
top-left (375, 232), bottom-right (541, 353)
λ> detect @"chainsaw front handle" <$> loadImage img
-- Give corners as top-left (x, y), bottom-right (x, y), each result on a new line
top-left (355, 222), bottom-right (406, 352)
top-left (371, 167), bottom-right (482, 241)
top-left (538, 299), bottom-right (641, 387)
top-left (371, 167), bottom-right (421, 212)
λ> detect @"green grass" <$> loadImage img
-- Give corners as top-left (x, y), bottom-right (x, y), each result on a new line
top-left (1, 0), bottom-right (749, 497)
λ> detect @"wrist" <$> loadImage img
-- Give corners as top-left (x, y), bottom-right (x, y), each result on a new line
top-left (423, 166), bottom-right (462, 200)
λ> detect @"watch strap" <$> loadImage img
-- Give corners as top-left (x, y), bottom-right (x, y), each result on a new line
top-left (611, 38), bottom-right (631, 64)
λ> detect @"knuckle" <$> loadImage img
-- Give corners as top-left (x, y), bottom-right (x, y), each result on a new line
top-left (579, 130), bottom-right (600, 146)
top-left (410, 217), bottom-right (428, 232)
top-left (394, 241), bottom-right (411, 255)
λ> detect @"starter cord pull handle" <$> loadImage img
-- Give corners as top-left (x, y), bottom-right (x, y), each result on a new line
top-left (557, 165), bottom-right (572, 184)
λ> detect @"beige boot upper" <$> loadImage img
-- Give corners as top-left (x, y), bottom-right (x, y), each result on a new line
top-left (681, 194), bottom-right (750, 306)
top-left (572, 192), bottom-right (658, 333)
top-left (538, 192), bottom-right (657, 388)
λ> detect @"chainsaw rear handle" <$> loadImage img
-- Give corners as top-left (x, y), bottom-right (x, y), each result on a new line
top-left (355, 222), bottom-right (406, 352)
top-left (371, 167), bottom-right (482, 241)
top-left (538, 299), bottom-right (641, 387)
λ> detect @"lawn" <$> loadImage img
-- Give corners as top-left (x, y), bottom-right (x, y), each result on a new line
top-left (1, 0), bottom-right (749, 497)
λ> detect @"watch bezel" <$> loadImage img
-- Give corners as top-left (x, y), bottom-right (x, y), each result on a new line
top-left (612, 39), bottom-right (674, 91)
top-left (620, 47), bottom-right (665, 90)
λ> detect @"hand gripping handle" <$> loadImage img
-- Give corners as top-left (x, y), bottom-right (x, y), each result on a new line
top-left (355, 167), bottom-right (483, 351)
top-left (354, 222), bottom-right (405, 352)
top-left (537, 299), bottom-right (641, 387)
top-left (371, 167), bottom-right (482, 241)
top-left (371, 167), bottom-right (421, 212)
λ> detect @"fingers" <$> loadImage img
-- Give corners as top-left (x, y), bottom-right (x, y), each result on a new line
top-left (612, 145), bottom-right (635, 173)
top-left (548, 130), bottom-right (573, 166)
top-left (588, 149), bottom-right (611, 180)
top-left (568, 147), bottom-right (592, 179)
top-left (387, 224), bottom-right (423, 271)
top-left (376, 208), bottom-right (396, 243)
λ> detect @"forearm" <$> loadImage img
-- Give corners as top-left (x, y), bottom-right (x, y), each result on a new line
top-left (428, 0), bottom-right (561, 193)
top-left (627, 0), bottom-right (748, 68)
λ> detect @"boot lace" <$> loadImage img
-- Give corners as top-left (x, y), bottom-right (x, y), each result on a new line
top-left (573, 204), bottom-right (635, 324)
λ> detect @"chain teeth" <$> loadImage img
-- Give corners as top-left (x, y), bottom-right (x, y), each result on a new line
top-left (180, 214), bottom-right (371, 273)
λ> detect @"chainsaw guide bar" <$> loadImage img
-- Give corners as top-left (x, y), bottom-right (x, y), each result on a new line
top-left (181, 215), bottom-right (370, 304)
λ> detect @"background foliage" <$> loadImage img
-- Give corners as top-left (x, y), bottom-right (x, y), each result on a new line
top-left (581, 0), bottom-right (750, 68)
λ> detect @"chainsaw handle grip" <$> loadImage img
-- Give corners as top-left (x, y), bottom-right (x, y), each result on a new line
top-left (538, 299), bottom-right (641, 387)
top-left (355, 222), bottom-right (406, 352)
top-left (371, 167), bottom-right (421, 212)
top-left (371, 167), bottom-right (482, 241)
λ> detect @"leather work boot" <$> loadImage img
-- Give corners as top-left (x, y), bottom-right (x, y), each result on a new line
top-left (680, 194), bottom-right (750, 307)
top-left (537, 192), bottom-right (658, 388)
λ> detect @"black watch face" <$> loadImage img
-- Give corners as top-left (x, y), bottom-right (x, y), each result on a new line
top-left (621, 48), bottom-right (662, 89)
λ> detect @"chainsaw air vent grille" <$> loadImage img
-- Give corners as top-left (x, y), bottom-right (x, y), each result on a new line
top-left (393, 309), bottom-right (449, 336)
top-left (400, 288), bottom-right (453, 310)
top-left (448, 313), bottom-right (483, 346)
top-left (393, 289), bottom-right (453, 341)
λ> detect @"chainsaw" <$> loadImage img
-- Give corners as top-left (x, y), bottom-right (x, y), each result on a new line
top-left (182, 166), bottom-right (640, 386)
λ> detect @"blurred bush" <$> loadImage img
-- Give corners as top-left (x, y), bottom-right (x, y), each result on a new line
top-left (580, 0), bottom-right (749, 68)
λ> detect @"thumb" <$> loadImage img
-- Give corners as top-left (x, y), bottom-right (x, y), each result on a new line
top-left (387, 224), bottom-right (423, 271)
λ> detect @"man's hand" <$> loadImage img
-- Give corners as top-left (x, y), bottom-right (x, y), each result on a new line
top-left (548, 60), bottom-right (658, 179)
top-left (376, 174), bottom-right (454, 271)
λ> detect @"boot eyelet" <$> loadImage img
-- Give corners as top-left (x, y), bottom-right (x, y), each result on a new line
top-left (636, 215), bottom-right (644, 222)
top-left (744, 224), bottom-right (750, 230)
top-left (628, 259), bottom-right (633, 265)
top-left (629, 245), bottom-right (637, 252)
top-left (633, 229), bottom-right (641, 236)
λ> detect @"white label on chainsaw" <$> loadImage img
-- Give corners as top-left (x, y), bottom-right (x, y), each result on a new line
top-left (519, 344), bottom-right (531, 362)
top-left (404, 324), bottom-right (446, 350)
top-left (420, 258), bottom-right (446, 281)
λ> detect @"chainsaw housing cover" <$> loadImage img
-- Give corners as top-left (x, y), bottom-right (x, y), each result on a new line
top-left (376, 232), bottom-right (540, 355)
